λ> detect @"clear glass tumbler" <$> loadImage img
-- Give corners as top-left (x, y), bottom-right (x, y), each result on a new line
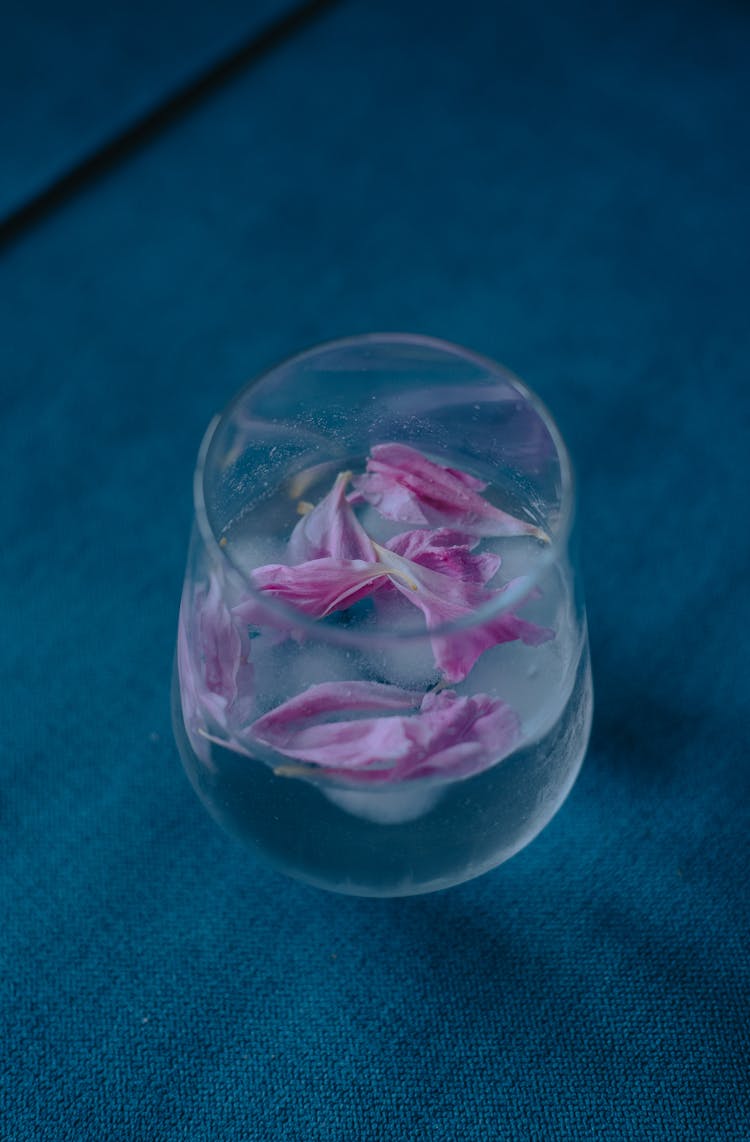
top-left (172, 334), bottom-right (592, 896)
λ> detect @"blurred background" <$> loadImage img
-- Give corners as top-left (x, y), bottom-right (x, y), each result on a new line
top-left (2, 0), bottom-right (748, 1138)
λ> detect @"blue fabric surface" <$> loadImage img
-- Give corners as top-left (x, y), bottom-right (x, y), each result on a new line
top-left (0, 0), bottom-right (298, 221)
top-left (2, 0), bottom-right (749, 1137)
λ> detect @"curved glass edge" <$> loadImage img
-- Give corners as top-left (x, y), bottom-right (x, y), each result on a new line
top-left (188, 334), bottom-right (578, 647)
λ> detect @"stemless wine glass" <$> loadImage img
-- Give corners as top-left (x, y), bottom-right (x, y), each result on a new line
top-left (172, 334), bottom-right (592, 896)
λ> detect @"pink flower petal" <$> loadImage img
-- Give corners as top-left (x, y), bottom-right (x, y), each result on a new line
top-left (252, 679), bottom-right (421, 728)
top-left (177, 573), bottom-right (255, 759)
top-left (199, 574), bottom-right (245, 708)
top-left (248, 682), bottom-right (519, 783)
top-left (237, 558), bottom-right (391, 621)
top-left (430, 604), bottom-right (552, 684)
top-left (251, 680), bottom-right (421, 768)
top-left (387, 528), bottom-right (501, 585)
top-left (351, 442), bottom-right (546, 539)
top-left (373, 542), bottom-right (553, 683)
top-left (398, 690), bottom-right (520, 781)
top-left (288, 470), bottom-right (376, 563)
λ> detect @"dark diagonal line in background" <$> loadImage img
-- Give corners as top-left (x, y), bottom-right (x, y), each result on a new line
top-left (0, 0), bottom-right (341, 250)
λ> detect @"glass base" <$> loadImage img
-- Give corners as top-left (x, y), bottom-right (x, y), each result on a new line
top-left (172, 643), bottom-right (593, 897)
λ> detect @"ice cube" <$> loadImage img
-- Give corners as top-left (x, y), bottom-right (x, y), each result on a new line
top-left (324, 783), bottom-right (443, 825)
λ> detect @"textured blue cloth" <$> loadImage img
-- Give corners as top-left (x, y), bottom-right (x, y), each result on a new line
top-left (2, 0), bottom-right (749, 1138)
top-left (0, 0), bottom-right (296, 220)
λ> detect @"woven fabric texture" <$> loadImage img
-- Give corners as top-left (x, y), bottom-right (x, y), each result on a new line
top-left (2, 0), bottom-right (748, 1138)
top-left (0, 0), bottom-right (297, 220)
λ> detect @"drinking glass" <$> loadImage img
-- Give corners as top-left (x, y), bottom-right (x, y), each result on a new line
top-left (172, 334), bottom-right (592, 896)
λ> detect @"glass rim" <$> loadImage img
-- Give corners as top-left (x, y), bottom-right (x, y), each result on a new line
top-left (192, 332), bottom-right (576, 646)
